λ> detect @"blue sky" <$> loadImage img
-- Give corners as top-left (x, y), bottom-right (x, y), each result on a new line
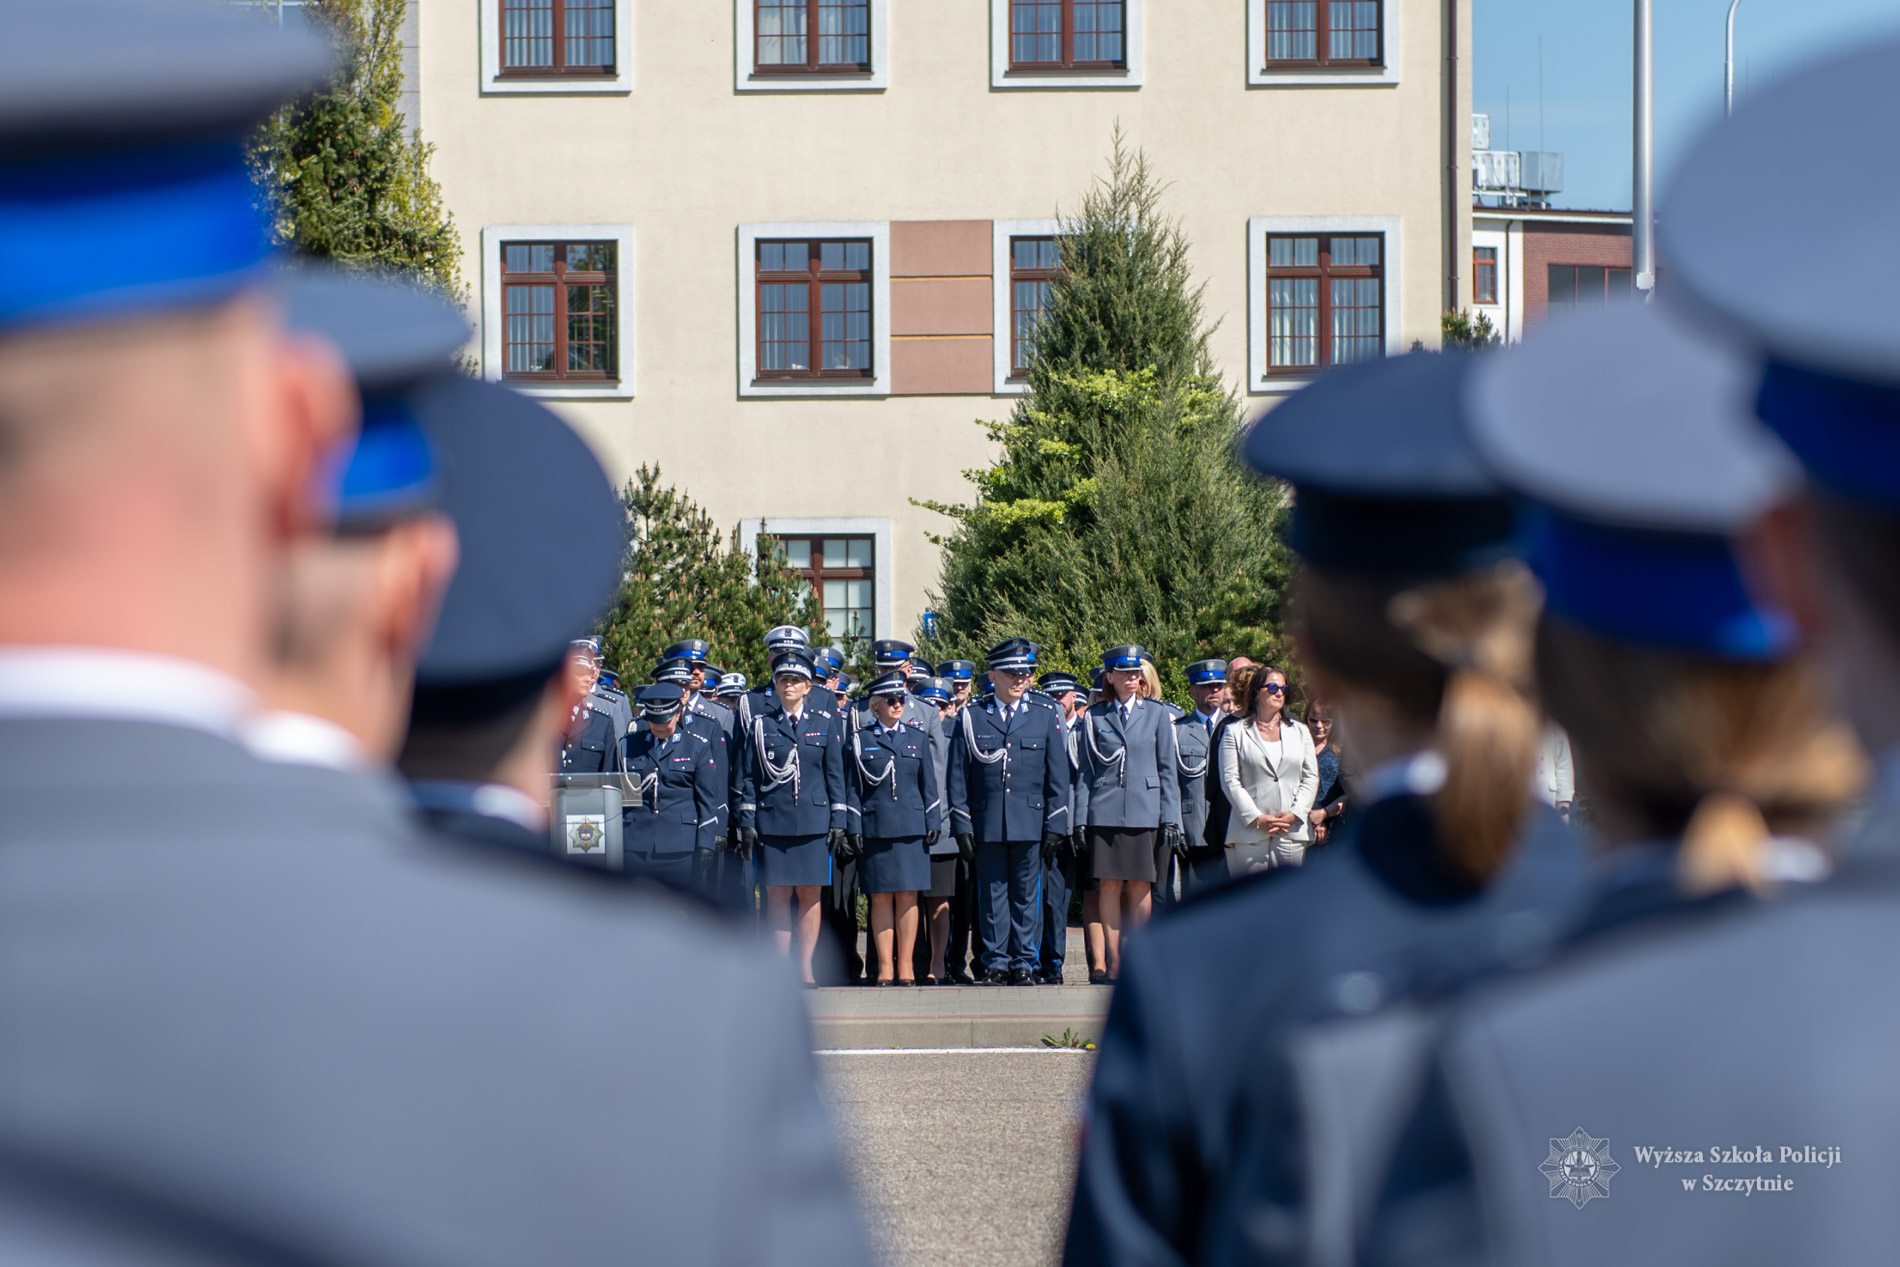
top-left (1473, 0), bottom-right (1900, 210)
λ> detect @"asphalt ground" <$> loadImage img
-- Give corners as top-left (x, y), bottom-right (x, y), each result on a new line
top-left (820, 1050), bottom-right (1095, 1267)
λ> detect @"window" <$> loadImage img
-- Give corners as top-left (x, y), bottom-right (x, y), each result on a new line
top-left (1009, 237), bottom-right (1062, 378)
top-left (1010, 0), bottom-right (1125, 69)
top-left (756, 239), bottom-right (874, 380)
top-left (1473, 246), bottom-right (1498, 304)
top-left (754, 0), bottom-right (871, 73)
top-left (500, 0), bottom-right (615, 76)
top-left (500, 242), bottom-right (618, 381)
top-left (1548, 264), bottom-right (1633, 314)
top-left (775, 535), bottom-right (876, 647)
top-left (1264, 0), bottom-right (1380, 66)
top-left (1265, 234), bottom-right (1383, 373)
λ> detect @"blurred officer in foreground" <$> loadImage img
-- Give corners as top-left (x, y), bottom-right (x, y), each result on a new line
top-left (947, 639), bottom-right (1073, 985)
top-left (1064, 352), bottom-right (1590, 1265)
top-left (620, 683), bottom-right (725, 892)
top-left (1361, 302), bottom-right (1869, 1267)
top-left (1175, 659), bottom-right (1231, 896)
top-left (0, 2), bottom-right (868, 1264)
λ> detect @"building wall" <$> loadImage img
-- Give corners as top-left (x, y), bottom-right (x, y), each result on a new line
top-left (1522, 221), bottom-right (1634, 328)
top-left (415, 0), bottom-right (1466, 643)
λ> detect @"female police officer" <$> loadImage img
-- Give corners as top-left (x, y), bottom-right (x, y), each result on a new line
top-left (619, 683), bottom-right (722, 892)
top-left (848, 671), bottom-right (942, 985)
top-left (737, 648), bottom-right (848, 983)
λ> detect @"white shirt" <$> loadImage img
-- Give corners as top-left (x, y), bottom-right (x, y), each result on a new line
top-left (0, 646), bottom-right (256, 739)
top-left (245, 709), bottom-right (370, 771)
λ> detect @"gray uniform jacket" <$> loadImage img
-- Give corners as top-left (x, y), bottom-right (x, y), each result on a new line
top-left (1074, 697), bottom-right (1184, 832)
top-left (1173, 712), bottom-right (1217, 848)
top-left (590, 682), bottom-right (633, 739)
top-left (0, 718), bottom-right (869, 1267)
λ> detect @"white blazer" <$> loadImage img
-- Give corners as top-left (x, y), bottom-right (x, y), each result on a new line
top-left (1219, 717), bottom-right (1319, 848)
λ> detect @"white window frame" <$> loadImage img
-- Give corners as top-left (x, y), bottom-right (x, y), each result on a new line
top-left (480, 0), bottom-right (633, 94)
top-left (990, 0), bottom-right (1144, 90)
top-left (736, 0), bottom-right (889, 92)
top-left (1247, 215), bottom-right (1403, 395)
top-left (737, 221), bottom-right (892, 398)
top-left (481, 224), bottom-right (637, 400)
top-left (991, 218), bottom-right (1064, 394)
top-left (1246, 0), bottom-right (1399, 88)
top-left (739, 517), bottom-right (894, 643)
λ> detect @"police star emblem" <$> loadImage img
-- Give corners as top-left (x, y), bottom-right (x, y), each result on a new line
top-left (1541, 1127), bottom-right (1620, 1208)
top-left (567, 815), bottom-right (606, 855)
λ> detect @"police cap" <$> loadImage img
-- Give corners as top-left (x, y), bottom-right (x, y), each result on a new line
top-left (715, 672), bottom-right (748, 698)
top-left (634, 684), bottom-right (684, 722)
top-left (771, 650), bottom-right (816, 681)
top-left (986, 639), bottom-right (1039, 674)
top-left (1101, 645), bottom-right (1146, 671)
top-left (1037, 671), bottom-right (1081, 696)
top-left (652, 657), bottom-right (694, 686)
top-left (871, 640), bottom-right (915, 666)
top-left (764, 625), bottom-right (809, 652)
top-left (938, 660), bottom-right (976, 681)
top-left (917, 677), bottom-right (954, 704)
top-left (865, 671), bottom-right (909, 698)
top-left (1185, 659), bottom-right (1227, 685)
top-left (661, 639), bottom-right (709, 664)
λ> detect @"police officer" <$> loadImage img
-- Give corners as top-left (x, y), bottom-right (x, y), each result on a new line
top-left (833, 672), bottom-right (856, 711)
top-left (947, 639), bottom-right (1073, 985)
top-left (847, 671), bottom-right (942, 984)
top-left (715, 671), bottom-right (748, 705)
top-left (1175, 659), bottom-right (1231, 896)
top-left (738, 624), bottom-right (811, 727)
top-left (1074, 645), bottom-right (1185, 977)
top-left (588, 646), bottom-right (635, 738)
top-left (737, 648), bottom-right (850, 984)
top-left (620, 682), bottom-right (725, 894)
top-left (1064, 351), bottom-right (1589, 1265)
top-left (939, 659), bottom-right (976, 711)
top-left (1034, 670), bottom-right (1087, 983)
top-left (558, 640), bottom-right (624, 778)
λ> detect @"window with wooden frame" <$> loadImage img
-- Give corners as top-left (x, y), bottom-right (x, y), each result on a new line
top-left (1009, 237), bottom-right (1062, 379)
top-left (1264, 0), bottom-right (1381, 68)
top-left (501, 241), bottom-right (618, 381)
top-left (774, 536), bottom-right (876, 646)
top-left (1473, 246), bottom-right (1498, 304)
top-left (755, 240), bottom-right (874, 380)
top-left (1548, 264), bottom-right (1633, 314)
top-left (1009, 0), bottom-right (1126, 70)
top-left (754, 0), bottom-right (871, 73)
top-left (1265, 233), bottom-right (1384, 373)
top-left (500, 0), bottom-right (615, 76)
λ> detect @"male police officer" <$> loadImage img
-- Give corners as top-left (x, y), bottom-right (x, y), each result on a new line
top-left (1175, 659), bottom-right (1230, 896)
top-left (621, 683), bottom-right (724, 893)
top-left (947, 639), bottom-right (1073, 985)
top-left (1035, 670), bottom-right (1087, 983)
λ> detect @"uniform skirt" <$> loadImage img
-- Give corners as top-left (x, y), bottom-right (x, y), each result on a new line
top-left (861, 835), bottom-right (930, 894)
top-left (1088, 826), bottom-right (1159, 883)
top-left (758, 832), bottom-right (832, 888)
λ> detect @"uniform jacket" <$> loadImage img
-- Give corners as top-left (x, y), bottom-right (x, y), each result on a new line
top-left (690, 693), bottom-right (736, 744)
top-left (1064, 796), bottom-right (1589, 1267)
top-left (845, 718), bottom-right (941, 841)
top-left (946, 694), bottom-right (1072, 843)
top-left (855, 696), bottom-right (949, 838)
top-left (1074, 697), bottom-right (1184, 832)
top-left (680, 710), bottom-right (730, 835)
top-left (622, 724), bottom-right (723, 855)
top-left (591, 682), bottom-right (633, 740)
top-left (559, 702), bottom-right (621, 775)
top-left (1173, 711), bottom-right (1220, 849)
top-left (737, 694), bottom-right (848, 836)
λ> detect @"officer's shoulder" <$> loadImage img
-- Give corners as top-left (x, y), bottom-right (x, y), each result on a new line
top-left (597, 682), bottom-right (627, 701)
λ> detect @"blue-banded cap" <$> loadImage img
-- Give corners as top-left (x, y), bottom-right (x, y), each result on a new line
top-left (865, 670), bottom-right (909, 698)
top-left (919, 677), bottom-right (955, 704)
top-left (635, 683), bottom-right (684, 722)
top-left (985, 638), bottom-right (1039, 674)
top-left (811, 646), bottom-right (844, 677)
top-left (0, 0), bottom-right (333, 333)
top-left (871, 639), bottom-right (915, 666)
top-left (906, 658), bottom-right (934, 682)
top-left (835, 673), bottom-right (856, 696)
top-left (1661, 39), bottom-right (1900, 509)
top-left (661, 639), bottom-right (709, 664)
top-left (700, 663), bottom-right (724, 684)
top-left (1185, 659), bottom-right (1228, 685)
top-left (1468, 306), bottom-right (1800, 661)
top-left (764, 624), bottom-right (809, 652)
top-left (938, 659), bottom-right (976, 681)
top-left (652, 657), bottom-right (694, 686)
top-left (771, 649), bottom-right (816, 681)
top-left (599, 669), bottom-right (620, 687)
top-left (409, 378), bottom-right (623, 724)
top-left (1090, 668), bottom-right (1105, 689)
top-left (976, 676), bottom-right (997, 697)
top-left (1242, 352), bottom-right (1516, 578)
top-left (715, 672), bottom-right (748, 697)
top-left (1101, 645), bottom-right (1147, 671)
top-left (1037, 671), bottom-right (1081, 696)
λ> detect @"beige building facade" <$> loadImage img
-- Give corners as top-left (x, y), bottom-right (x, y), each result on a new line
top-left (411, 0), bottom-right (1472, 650)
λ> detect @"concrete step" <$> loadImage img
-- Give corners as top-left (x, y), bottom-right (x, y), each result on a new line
top-left (809, 981), bottom-right (1112, 1050)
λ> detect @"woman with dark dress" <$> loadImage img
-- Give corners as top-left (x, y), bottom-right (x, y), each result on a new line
top-left (847, 671), bottom-right (940, 985)
top-left (1305, 699), bottom-right (1349, 844)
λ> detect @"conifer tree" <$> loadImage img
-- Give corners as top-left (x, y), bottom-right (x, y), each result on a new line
top-left (599, 467), bottom-right (822, 687)
top-left (248, 0), bottom-right (462, 298)
top-left (917, 135), bottom-right (1294, 700)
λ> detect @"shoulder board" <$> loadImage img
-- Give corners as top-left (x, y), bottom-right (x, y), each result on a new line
top-left (598, 684), bottom-right (627, 700)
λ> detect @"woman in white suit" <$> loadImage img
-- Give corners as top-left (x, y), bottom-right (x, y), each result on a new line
top-left (1218, 666), bottom-right (1318, 875)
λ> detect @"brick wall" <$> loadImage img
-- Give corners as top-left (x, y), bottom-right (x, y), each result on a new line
top-left (1522, 222), bottom-right (1632, 328)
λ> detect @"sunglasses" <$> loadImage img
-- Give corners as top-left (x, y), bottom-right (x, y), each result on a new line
top-left (1263, 683), bottom-right (1287, 696)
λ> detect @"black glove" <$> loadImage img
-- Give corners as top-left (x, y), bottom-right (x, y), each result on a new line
top-left (736, 827), bottom-right (757, 860)
top-left (956, 832), bottom-right (976, 864)
top-left (714, 834), bottom-right (729, 854)
top-left (1161, 823), bottom-right (1187, 858)
top-left (846, 833), bottom-right (864, 862)
top-left (1041, 831), bottom-right (1063, 863)
top-left (1071, 828), bottom-right (1088, 860)
top-left (827, 827), bottom-right (848, 860)
top-left (924, 828), bottom-right (940, 847)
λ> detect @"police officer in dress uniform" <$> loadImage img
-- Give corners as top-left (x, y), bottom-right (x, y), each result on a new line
top-left (1063, 351), bottom-right (1590, 1266)
top-left (0, 4), bottom-right (869, 1261)
top-left (946, 639), bottom-right (1074, 985)
top-left (1034, 670), bottom-right (1086, 983)
top-left (939, 659), bottom-right (976, 712)
top-left (847, 671), bottom-right (942, 985)
top-left (738, 648), bottom-right (852, 984)
top-left (1175, 658), bottom-right (1232, 897)
top-left (1362, 67), bottom-right (1900, 1265)
top-left (594, 666), bottom-right (635, 738)
top-left (558, 640), bottom-right (624, 779)
top-left (620, 683), bottom-right (725, 895)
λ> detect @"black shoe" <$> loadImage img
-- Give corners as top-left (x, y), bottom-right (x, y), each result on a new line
top-left (1035, 970), bottom-right (1063, 986)
top-left (1087, 968), bottom-right (1109, 985)
top-left (923, 975), bottom-right (943, 986)
top-left (875, 979), bottom-right (896, 987)
top-left (978, 970), bottom-right (1010, 986)
top-left (1009, 968), bottom-right (1035, 986)
top-left (948, 968), bottom-right (975, 985)
top-left (895, 978), bottom-right (916, 987)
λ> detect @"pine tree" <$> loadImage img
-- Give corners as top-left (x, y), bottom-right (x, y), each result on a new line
top-left (599, 467), bottom-right (822, 687)
top-left (248, 0), bottom-right (462, 299)
top-left (917, 134), bottom-right (1294, 700)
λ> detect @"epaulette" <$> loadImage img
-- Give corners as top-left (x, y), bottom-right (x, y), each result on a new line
top-left (597, 683), bottom-right (627, 701)
top-left (1026, 694), bottom-right (1061, 713)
